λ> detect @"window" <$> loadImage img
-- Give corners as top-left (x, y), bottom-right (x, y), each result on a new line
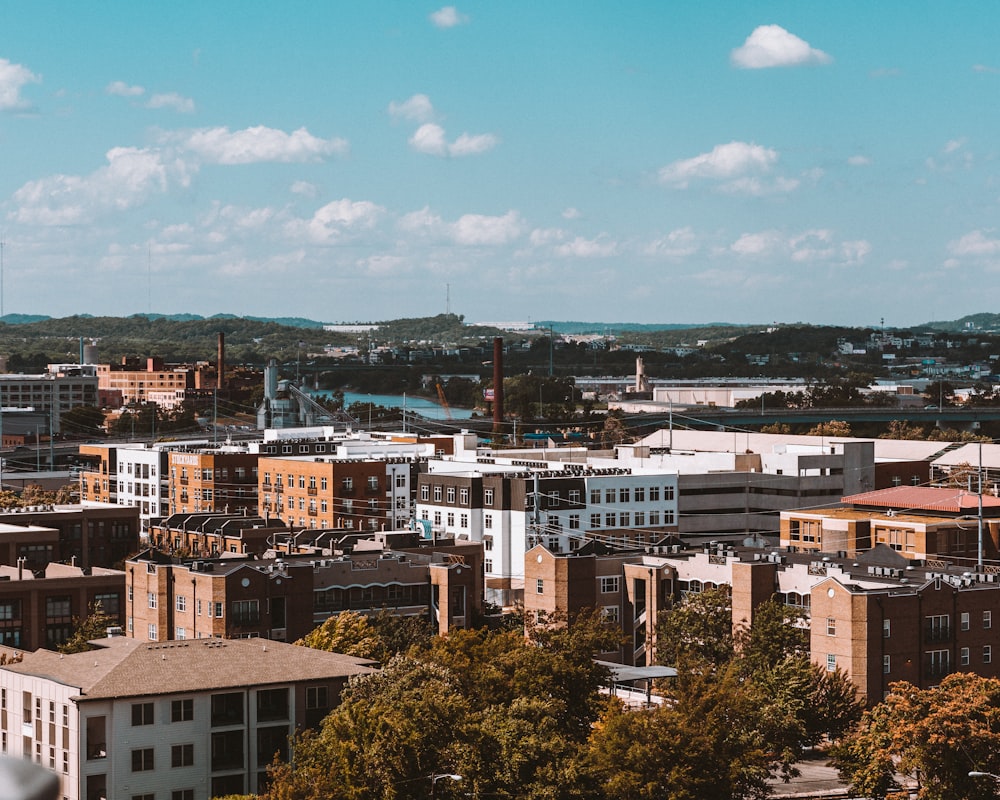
top-left (986, 610), bottom-right (993, 629)
top-left (306, 686), bottom-right (329, 710)
top-left (826, 617), bottom-right (836, 636)
top-left (633, 487), bottom-right (644, 502)
top-left (986, 645), bottom-right (993, 664)
top-left (172, 743), bottom-right (194, 767)
top-left (231, 599), bottom-right (260, 626)
top-left (147, 592), bottom-right (157, 609)
top-left (605, 513), bottom-right (616, 528)
top-left (590, 489), bottom-right (600, 504)
top-left (883, 619), bottom-right (891, 639)
top-left (961, 647), bottom-right (970, 666)
top-left (649, 486), bottom-right (660, 502)
top-left (484, 514), bottom-right (493, 530)
top-left (214, 602), bottom-right (223, 619)
top-left (590, 514), bottom-right (601, 529)
top-left (962, 612), bottom-right (970, 631)
top-left (536, 579), bottom-right (544, 594)
top-left (569, 489), bottom-right (581, 504)
top-left (664, 486), bottom-right (675, 501)
top-left (446, 487), bottom-right (456, 503)
top-left (619, 488), bottom-right (629, 503)
top-left (433, 486), bottom-right (442, 502)
top-left (602, 606), bottom-right (620, 623)
top-left (826, 654), bottom-right (836, 672)
top-left (459, 488), bottom-right (469, 505)
top-left (133, 795), bottom-right (154, 800)
top-left (175, 595), bottom-right (186, 612)
top-left (131, 702), bottom-right (153, 726)
top-left (484, 488), bottom-right (495, 506)
top-left (420, 485), bottom-right (429, 501)
top-left (148, 623), bottom-right (157, 640)
top-left (257, 688), bottom-right (289, 722)
top-left (172, 698), bottom-right (193, 722)
top-left (46, 596), bottom-right (71, 618)
top-left (605, 489), bottom-right (615, 503)
top-left (211, 692), bottom-right (244, 727)
top-left (600, 576), bottom-right (620, 593)
top-left (211, 729), bottom-right (244, 771)
top-left (926, 614), bottom-right (950, 641)
top-left (131, 747), bottom-right (154, 771)
top-left (883, 655), bottom-right (891, 674)
top-left (485, 559), bottom-right (493, 572)
top-left (446, 513), bottom-right (454, 527)
top-left (173, 791), bottom-right (195, 800)
top-left (569, 514), bottom-right (580, 529)
top-left (460, 513), bottom-right (468, 527)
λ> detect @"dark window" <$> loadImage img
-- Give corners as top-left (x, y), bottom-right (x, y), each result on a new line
top-left (211, 692), bottom-right (243, 727)
top-left (256, 688), bottom-right (289, 722)
top-left (171, 743), bottom-right (194, 767)
top-left (131, 702), bottom-right (154, 726)
top-left (131, 747), bottom-right (154, 771)
top-left (211, 729), bottom-right (244, 771)
top-left (211, 775), bottom-right (244, 796)
top-left (306, 685), bottom-right (329, 710)
top-left (172, 791), bottom-right (194, 800)
top-left (171, 698), bottom-right (193, 722)
top-left (257, 724), bottom-right (289, 766)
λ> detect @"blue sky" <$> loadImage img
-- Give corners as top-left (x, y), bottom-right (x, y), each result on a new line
top-left (2, 2), bottom-right (999, 326)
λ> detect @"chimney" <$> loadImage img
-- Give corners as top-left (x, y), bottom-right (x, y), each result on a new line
top-left (217, 332), bottom-right (225, 392)
top-left (493, 337), bottom-right (504, 434)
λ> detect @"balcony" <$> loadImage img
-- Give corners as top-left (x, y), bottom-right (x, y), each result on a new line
top-left (307, 486), bottom-right (318, 496)
top-left (925, 624), bottom-right (951, 642)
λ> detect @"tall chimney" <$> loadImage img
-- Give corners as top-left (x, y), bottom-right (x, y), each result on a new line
top-left (217, 332), bottom-right (225, 392)
top-left (493, 336), bottom-right (504, 434)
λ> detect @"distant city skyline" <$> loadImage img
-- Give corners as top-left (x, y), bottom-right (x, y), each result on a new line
top-left (1, 3), bottom-right (998, 326)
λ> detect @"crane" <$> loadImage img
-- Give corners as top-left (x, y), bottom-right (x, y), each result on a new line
top-left (435, 383), bottom-right (453, 420)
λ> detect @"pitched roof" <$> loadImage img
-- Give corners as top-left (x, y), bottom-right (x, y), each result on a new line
top-left (1, 636), bottom-right (375, 700)
top-left (842, 486), bottom-right (1000, 515)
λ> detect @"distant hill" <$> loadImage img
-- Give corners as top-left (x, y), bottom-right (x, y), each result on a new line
top-left (0, 313), bottom-right (328, 329)
top-left (540, 321), bottom-right (745, 335)
top-left (920, 313), bottom-right (1000, 333)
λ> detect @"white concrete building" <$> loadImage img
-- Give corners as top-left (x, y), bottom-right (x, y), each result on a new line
top-left (0, 636), bottom-right (374, 800)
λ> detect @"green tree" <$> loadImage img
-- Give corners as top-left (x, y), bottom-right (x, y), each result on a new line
top-left (833, 673), bottom-right (1000, 800)
top-left (654, 585), bottom-right (734, 669)
top-left (880, 419), bottom-right (926, 439)
top-left (58, 602), bottom-right (116, 654)
top-left (296, 612), bottom-right (384, 660)
top-left (806, 420), bottom-right (852, 437)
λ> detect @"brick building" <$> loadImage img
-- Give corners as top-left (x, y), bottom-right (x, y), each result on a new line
top-left (125, 534), bottom-right (483, 642)
top-left (0, 562), bottom-right (124, 650)
top-left (167, 449), bottom-right (259, 516)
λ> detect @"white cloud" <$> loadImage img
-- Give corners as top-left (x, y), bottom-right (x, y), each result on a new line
top-left (430, 6), bottom-right (468, 28)
top-left (398, 206), bottom-right (444, 235)
top-left (729, 228), bottom-right (870, 265)
top-left (659, 141), bottom-right (779, 188)
top-left (644, 227), bottom-right (699, 258)
top-left (409, 123), bottom-right (448, 156)
top-left (731, 25), bottom-right (831, 69)
top-left (561, 207), bottom-right (581, 220)
top-left (0, 57), bottom-right (40, 111)
top-left (949, 230), bottom-right (1000, 256)
top-left (554, 235), bottom-right (617, 258)
top-left (720, 175), bottom-right (799, 196)
top-left (449, 132), bottom-right (499, 156)
top-left (944, 138), bottom-right (966, 154)
top-left (731, 230), bottom-right (783, 256)
top-left (180, 126), bottom-right (348, 164)
top-left (11, 146), bottom-right (185, 225)
top-left (146, 92), bottom-right (195, 114)
top-left (409, 123), bottom-right (497, 157)
top-left (847, 155), bottom-right (872, 166)
top-left (388, 94), bottom-right (434, 123)
top-left (290, 180), bottom-right (319, 198)
top-left (973, 64), bottom-right (1000, 74)
top-left (450, 210), bottom-right (523, 245)
top-left (106, 80), bottom-right (145, 97)
top-left (529, 227), bottom-right (566, 246)
top-left (290, 199), bottom-right (384, 244)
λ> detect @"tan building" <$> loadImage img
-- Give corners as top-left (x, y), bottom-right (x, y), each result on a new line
top-left (780, 486), bottom-right (1000, 560)
top-left (258, 456), bottom-right (411, 532)
top-left (97, 357), bottom-right (206, 407)
top-left (167, 450), bottom-right (259, 516)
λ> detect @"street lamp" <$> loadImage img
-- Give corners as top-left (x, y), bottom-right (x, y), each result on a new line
top-left (970, 771), bottom-right (1000, 778)
top-left (430, 773), bottom-right (462, 797)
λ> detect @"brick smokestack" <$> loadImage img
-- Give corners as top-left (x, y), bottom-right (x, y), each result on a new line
top-left (217, 332), bottom-right (225, 391)
top-left (493, 336), bottom-right (504, 433)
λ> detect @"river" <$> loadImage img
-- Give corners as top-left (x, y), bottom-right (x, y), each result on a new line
top-left (312, 390), bottom-right (476, 420)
